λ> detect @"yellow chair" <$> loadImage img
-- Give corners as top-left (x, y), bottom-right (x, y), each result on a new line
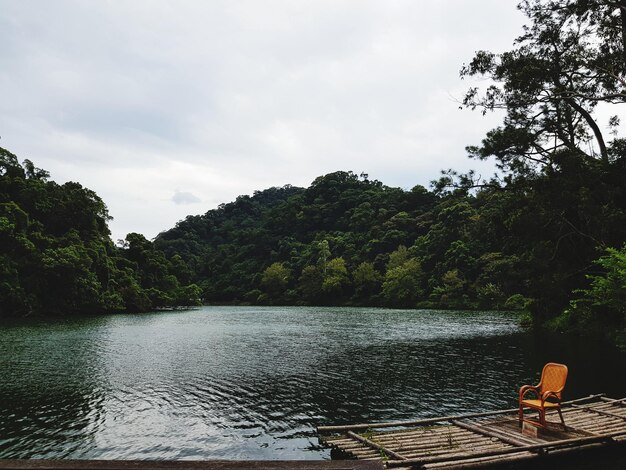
top-left (519, 362), bottom-right (568, 429)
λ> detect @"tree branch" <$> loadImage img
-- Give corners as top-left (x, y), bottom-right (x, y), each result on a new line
top-left (565, 98), bottom-right (609, 164)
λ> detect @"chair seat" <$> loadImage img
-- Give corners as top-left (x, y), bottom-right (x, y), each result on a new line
top-left (520, 399), bottom-right (561, 409)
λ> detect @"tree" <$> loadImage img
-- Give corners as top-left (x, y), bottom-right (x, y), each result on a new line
top-left (571, 245), bottom-right (626, 317)
top-left (387, 245), bottom-right (410, 270)
top-left (321, 257), bottom-right (350, 298)
top-left (0, 147), bottom-right (25, 178)
top-left (317, 240), bottom-right (331, 274)
top-left (298, 265), bottom-right (323, 303)
top-left (555, 244), bottom-right (626, 345)
top-left (382, 258), bottom-right (424, 307)
top-left (432, 269), bottom-right (468, 307)
top-left (261, 262), bottom-right (290, 298)
top-left (174, 284), bottom-right (203, 307)
top-left (352, 261), bottom-right (381, 300)
top-left (448, 1), bottom-right (626, 325)
top-left (459, 0), bottom-right (626, 177)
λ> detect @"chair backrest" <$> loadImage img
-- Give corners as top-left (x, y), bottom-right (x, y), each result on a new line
top-left (539, 362), bottom-right (568, 399)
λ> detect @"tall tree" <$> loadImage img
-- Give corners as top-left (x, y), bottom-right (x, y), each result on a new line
top-left (460, 0), bottom-right (626, 175)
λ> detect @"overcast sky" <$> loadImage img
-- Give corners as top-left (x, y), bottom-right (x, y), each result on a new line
top-left (0, 1), bottom-right (526, 241)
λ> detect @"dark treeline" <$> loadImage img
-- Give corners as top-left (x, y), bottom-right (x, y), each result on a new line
top-left (154, 163), bottom-right (625, 322)
top-left (0, 147), bottom-right (202, 317)
top-left (1, 0), bottom-right (625, 345)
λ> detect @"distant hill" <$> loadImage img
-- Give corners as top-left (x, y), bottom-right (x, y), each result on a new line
top-left (155, 171), bottom-right (439, 306)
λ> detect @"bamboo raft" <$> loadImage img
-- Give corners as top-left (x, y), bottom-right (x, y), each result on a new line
top-left (318, 394), bottom-right (626, 469)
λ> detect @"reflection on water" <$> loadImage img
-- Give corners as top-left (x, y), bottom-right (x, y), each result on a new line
top-left (0, 307), bottom-right (624, 460)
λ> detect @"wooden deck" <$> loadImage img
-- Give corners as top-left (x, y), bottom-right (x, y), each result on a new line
top-left (0, 460), bottom-right (383, 470)
top-left (318, 395), bottom-right (626, 469)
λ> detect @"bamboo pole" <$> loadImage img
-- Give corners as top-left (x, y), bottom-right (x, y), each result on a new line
top-left (600, 396), bottom-right (626, 406)
top-left (565, 415), bottom-right (620, 427)
top-left (585, 399), bottom-right (626, 410)
top-left (385, 429), bottom-right (626, 467)
top-left (375, 426), bottom-right (468, 439)
top-left (425, 451), bottom-right (537, 469)
top-left (323, 395), bottom-right (626, 468)
top-left (346, 431), bottom-right (408, 461)
top-left (571, 405), bottom-right (626, 421)
top-left (571, 404), bottom-right (626, 420)
top-left (574, 422), bottom-right (626, 434)
top-left (450, 420), bottom-right (535, 447)
top-left (371, 427), bottom-right (479, 444)
top-left (425, 439), bottom-right (613, 469)
top-left (402, 441), bottom-right (511, 460)
top-left (373, 432), bottom-right (491, 448)
top-left (338, 426), bottom-right (511, 461)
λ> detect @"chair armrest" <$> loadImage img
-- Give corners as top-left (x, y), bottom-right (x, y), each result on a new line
top-left (541, 390), bottom-right (562, 405)
top-left (519, 385), bottom-right (540, 402)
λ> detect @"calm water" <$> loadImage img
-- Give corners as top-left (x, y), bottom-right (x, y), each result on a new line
top-left (1, 306), bottom-right (625, 460)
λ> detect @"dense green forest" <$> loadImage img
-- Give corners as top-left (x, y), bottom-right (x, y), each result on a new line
top-left (154, 162), bottom-right (625, 323)
top-left (0, 147), bottom-right (202, 316)
top-left (1, 0), bottom-right (625, 344)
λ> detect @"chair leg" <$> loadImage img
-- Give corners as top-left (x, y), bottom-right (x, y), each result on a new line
top-left (519, 405), bottom-right (524, 427)
top-left (539, 408), bottom-right (546, 428)
top-left (557, 408), bottom-right (566, 429)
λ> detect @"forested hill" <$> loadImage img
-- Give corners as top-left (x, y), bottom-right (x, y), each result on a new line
top-left (0, 147), bottom-right (202, 317)
top-left (154, 161), bottom-right (626, 338)
top-left (155, 172), bottom-right (438, 306)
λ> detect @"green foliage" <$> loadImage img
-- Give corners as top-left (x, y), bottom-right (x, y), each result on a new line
top-left (155, 171), bottom-right (437, 306)
top-left (387, 245), bottom-right (409, 270)
top-left (561, 245), bottom-right (626, 342)
top-left (321, 257), bottom-right (350, 297)
top-left (352, 261), bottom-right (381, 299)
top-left (0, 147), bottom-right (25, 178)
top-left (476, 283), bottom-right (505, 307)
top-left (432, 269), bottom-right (467, 308)
top-left (382, 257), bottom-right (423, 308)
top-left (0, 148), bottom-right (202, 317)
top-left (149, 145), bottom-right (626, 325)
top-left (317, 240), bottom-right (331, 274)
top-left (298, 265), bottom-right (323, 303)
top-left (261, 262), bottom-right (290, 298)
top-left (504, 294), bottom-right (532, 310)
top-left (443, 0), bottom-right (626, 343)
top-left (580, 246), bottom-right (626, 315)
top-left (174, 284), bottom-right (203, 307)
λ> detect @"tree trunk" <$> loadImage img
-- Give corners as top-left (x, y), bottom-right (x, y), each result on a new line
top-left (619, 0), bottom-right (626, 70)
top-left (566, 98), bottom-right (609, 165)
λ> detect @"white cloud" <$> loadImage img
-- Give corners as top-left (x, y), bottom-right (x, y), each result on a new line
top-left (0, 0), bottom-right (527, 240)
top-left (172, 190), bottom-right (201, 205)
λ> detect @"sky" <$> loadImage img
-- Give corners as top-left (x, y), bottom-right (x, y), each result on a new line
top-left (0, 1), bottom-right (527, 241)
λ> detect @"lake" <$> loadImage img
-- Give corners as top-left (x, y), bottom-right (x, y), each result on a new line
top-left (1, 306), bottom-right (625, 460)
